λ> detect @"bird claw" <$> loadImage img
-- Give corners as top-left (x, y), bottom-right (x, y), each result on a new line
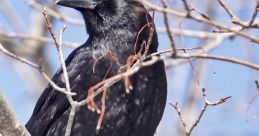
top-left (129, 85), bottom-right (133, 90)
top-left (125, 82), bottom-right (133, 94)
top-left (87, 105), bottom-right (91, 110)
top-left (96, 124), bottom-right (101, 130)
top-left (126, 88), bottom-right (130, 93)
top-left (91, 107), bottom-right (96, 112)
top-left (96, 109), bottom-right (101, 114)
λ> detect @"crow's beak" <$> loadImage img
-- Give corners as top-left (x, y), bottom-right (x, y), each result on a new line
top-left (56, 0), bottom-right (99, 9)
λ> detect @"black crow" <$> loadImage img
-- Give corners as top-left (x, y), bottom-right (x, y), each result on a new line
top-left (26, 0), bottom-right (167, 135)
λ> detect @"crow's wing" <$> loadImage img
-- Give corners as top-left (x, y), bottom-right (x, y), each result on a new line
top-left (25, 44), bottom-right (107, 135)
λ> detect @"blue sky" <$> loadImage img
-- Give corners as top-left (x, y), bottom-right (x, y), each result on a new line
top-left (0, 0), bottom-right (259, 135)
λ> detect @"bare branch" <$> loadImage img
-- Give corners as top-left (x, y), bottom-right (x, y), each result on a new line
top-left (43, 8), bottom-right (75, 104)
top-left (245, 80), bottom-right (259, 122)
top-left (171, 88), bottom-right (231, 136)
top-left (248, 1), bottom-right (259, 26)
top-left (156, 27), bottom-right (218, 38)
top-left (0, 92), bottom-right (31, 136)
top-left (0, 43), bottom-right (39, 69)
top-left (39, 61), bottom-right (76, 96)
top-left (24, 0), bottom-right (84, 25)
top-left (1, 1), bottom-right (258, 135)
top-left (161, 0), bottom-right (177, 56)
top-left (169, 102), bottom-right (187, 132)
top-left (175, 53), bottom-right (259, 71)
top-left (0, 31), bottom-right (80, 48)
top-left (138, 0), bottom-right (259, 43)
top-left (217, 0), bottom-right (238, 22)
top-left (181, 0), bottom-right (191, 15)
top-left (64, 106), bottom-right (77, 136)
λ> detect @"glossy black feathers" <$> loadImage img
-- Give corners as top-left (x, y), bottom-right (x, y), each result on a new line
top-left (26, 0), bottom-right (167, 136)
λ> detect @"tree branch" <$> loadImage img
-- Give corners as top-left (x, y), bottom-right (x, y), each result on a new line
top-left (0, 92), bottom-right (31, 136)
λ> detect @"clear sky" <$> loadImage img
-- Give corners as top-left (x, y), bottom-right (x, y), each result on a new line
top-left (0, 0), bottom-right (258, 136)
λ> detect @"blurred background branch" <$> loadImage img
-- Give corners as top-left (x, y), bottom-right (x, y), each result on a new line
top-left (0, 0), bottom-right (258, 136)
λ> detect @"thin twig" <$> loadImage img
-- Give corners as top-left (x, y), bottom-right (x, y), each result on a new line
top-left (161, 0), bottom-right (177, 56)
top-left (43, 9), bottom-right (80, 136)
top-left (181, 0), bottom-right (191, 15)
top-left (143, 27), bottom-right (155, 56)
top-left (169, 102), bottom-right (187, 132)
top-left (0, 31), bottom-right (79, 48)
top-left (0, 42), bottom-right (76, 96)
top-left (245, 80), bottom-right (259, 122)
top-left (175, 53), bottom-right (259, 70)
top-left (171, 88), bottom-right (231, 136)
top-left (156, 27), bottom-right (218, 38)
top-left (138, 0), bottom-right (259, 43)
top-left (38, 60), bottom-right (76, 96)
top-left (0, 43), bottom-right (39, 69)
top-left (248, 1), bottom-right (259, 26)
top-left (217, 0), bottom-right (238, 21)
top-left (24, 0), bottom-right (84, 25)
top-left (64, 106), bottom-right (77, 136)
top-left (43, 8), bottom-right (74, 104)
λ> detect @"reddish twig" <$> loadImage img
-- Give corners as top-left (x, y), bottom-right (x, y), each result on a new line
top-left (133, 22), bottom-right (152, 55)
top-left (96, 88), bottom-right (109, 130)
top-left (92, 50), bottom-right (119, 74)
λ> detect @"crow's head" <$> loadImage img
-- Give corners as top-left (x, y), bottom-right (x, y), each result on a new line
top-left (56, 0), bottom-right (133, 30)
top-left (56, 0), bottom-right (157, 50)
top-left (56, 0), bottom-right (101, 10)
top-left (56, 0), bottom-right (145, 32)
top-left (56, 0), bottom-right (131, 12)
